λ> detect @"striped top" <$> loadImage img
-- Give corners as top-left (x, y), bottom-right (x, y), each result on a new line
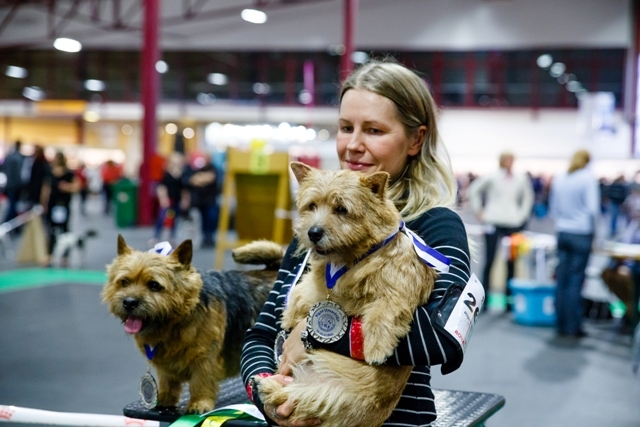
top-left (240, 207), bottom-right (471, 426)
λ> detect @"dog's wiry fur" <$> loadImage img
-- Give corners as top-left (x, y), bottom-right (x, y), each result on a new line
top-left (102, 237), bottom-right (283, 414)
top-left (256, 162), bottom-right (438, 427)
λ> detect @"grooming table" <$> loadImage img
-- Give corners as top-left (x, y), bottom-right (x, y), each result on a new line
top-left (124, 376), bottom-right (505, 427)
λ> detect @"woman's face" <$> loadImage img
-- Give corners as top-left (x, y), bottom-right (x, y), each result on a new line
top-left (337, 89), bottom-right (425, 180)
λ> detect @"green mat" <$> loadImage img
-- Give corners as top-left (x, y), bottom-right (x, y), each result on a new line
top-left (0, 268), bottom-right (107, 293)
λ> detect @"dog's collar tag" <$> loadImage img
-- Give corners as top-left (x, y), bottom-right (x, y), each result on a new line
top-left (399, 221), bottom-right (450, 273)
top-left (144, 344), bottom-right (158, 361)
top-left (149, 241), bottom-right (173, 256)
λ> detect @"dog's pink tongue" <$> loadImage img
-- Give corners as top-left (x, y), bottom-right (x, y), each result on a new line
top-left (124, 316), bottom-right (143, 334)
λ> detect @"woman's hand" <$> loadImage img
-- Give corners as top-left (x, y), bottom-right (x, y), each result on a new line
top-left (277, 320), bottom-right (308, 377)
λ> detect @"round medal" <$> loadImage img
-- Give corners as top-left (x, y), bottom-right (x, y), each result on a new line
top-left (139, 368), bottom-right (158, 409)
top-left (273, 330), bottom-right (288, 365)
top-left (307, 300), bottom-right (348, 344)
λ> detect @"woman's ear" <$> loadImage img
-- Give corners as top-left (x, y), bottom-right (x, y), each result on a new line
top-left (408, 125), bottom-right (427, 156)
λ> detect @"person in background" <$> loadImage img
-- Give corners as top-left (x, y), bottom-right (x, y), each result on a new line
top-left (2, 140), bottom-right (25, 224)
top-left (241, 60), bottom-right (472, 427)
top-left (41, 151), bottom-right (80, 268)
top-left (75, 161), bottom-right (89, 216)
top-left (548, 149), bottom-right (600, 339)
top-left (151, 152), bottom-right (189, 246)
top-left (25, 145), bottom-right (50, 210)
top-left (606, 174), bottom-right (629, 238)
top-left (467, 151), bottom-right (534, 312)
top-left (185, 154), bottom-right (220, 248)
top-left (101, 159), bottom-right (123, 215)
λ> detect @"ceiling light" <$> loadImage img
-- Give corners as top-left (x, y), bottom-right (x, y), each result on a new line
top-left (253, 82), bottom-right (270, 95)
top-left (298, 90), bottom-right (313, 105)
top-left (536, 54), bottom-right (553, 69)
top-left (241, 9), bottom-right (267, 24)
top-left (156, 60), bottom-right (168, 74)
top-left (53, 37), bottom-right (82, 53)
top-left (122, 124), bottom-right (133, 135)
top-left (351, 51), bottom-right (369, 64)
top-left (5, 65), bottom-right (27, 79)
top-left (84, 79), bottom-right (106, 91)
top-left (567, 81), bottom-right (583, 93)
top-left (22, 86), bottom-right (45, 101)
top-left (197, 92), bottom-right (216, 105)
top-left (183, 128), bottom-right (195, 139)
top-left (207, 73), bottom-right (228, 86)
top-left (549, 62), bottom-right (566, 78)
top-left (165, 123), bottom-right (178, 135)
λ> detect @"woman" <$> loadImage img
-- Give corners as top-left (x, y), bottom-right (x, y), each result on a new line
top-left (548, 150), bottom-right (600, 338)
top-left (240, 60), bottom-right (472, 427)
top-left (152, 152), bottom-right (188, 244)
top-left (41, 151), bottom-right (80, 267)
top-left (26, 145), bottom-right (50, 210)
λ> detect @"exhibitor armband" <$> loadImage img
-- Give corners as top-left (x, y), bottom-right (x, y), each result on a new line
top-left (433, 273), bottom-right (485, 375)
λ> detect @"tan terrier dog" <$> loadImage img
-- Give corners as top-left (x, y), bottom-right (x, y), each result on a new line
top-left (255, 162), bottom-right (439, 427)
top-left (103, 236), bottom-right (283, 414)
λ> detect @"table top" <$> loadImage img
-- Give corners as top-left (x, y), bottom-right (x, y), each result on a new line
top-left (123, 376), bottom-right (505, 427)
top-left (599, 241), bottom-right (640, 260)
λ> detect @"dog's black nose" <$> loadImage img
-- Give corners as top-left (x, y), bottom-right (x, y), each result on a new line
top-left (308, 227), bottom-right (324, 244)
top-left (123, 297), bottom-right (139, 312)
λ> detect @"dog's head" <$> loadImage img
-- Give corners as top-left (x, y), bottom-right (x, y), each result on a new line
top-left (102, 235), bottom-right (202, 338)
top-left (290, 161), bottom-right (401, 264)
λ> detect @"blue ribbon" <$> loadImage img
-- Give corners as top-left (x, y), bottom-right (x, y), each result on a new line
top-left (144, 344), bottom-right (157, 360)
top-left (149, 241), bottom-right (173, 256)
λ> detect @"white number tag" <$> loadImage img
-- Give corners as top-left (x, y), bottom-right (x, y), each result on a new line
top-left (443, 273), bottom-right (485, 352)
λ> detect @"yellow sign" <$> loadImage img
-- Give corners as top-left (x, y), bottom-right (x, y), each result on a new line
top-left (249, 139), bottom-right (270, 174)
top-left (35, 100), bottom-right (86, 116)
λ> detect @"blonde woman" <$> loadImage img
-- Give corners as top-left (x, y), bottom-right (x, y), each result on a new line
top-left (548, 149), bottom-right (600, 338)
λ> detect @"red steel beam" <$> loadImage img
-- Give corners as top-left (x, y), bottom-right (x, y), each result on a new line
top-left (339, 0), bottom-right (358, 82)
top-left (138, 0), bottom-right (160, 226)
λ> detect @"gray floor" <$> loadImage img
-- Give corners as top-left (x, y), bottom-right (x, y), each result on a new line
top-left (1, 195), bottom-right (639, 427)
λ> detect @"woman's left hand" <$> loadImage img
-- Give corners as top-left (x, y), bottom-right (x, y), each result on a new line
top-left (277, 320), bottom-right (308, 376)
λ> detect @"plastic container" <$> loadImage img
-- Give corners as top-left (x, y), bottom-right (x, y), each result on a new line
top-left (113, 178), bottom-right (138, 228)
top-left (509, 279), bottom-right (556, 326)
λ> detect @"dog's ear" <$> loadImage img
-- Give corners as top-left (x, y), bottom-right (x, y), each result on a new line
top-left (290, 161), bottom-right (313, 184)
top-left (362, 172), bottom-right (389, 200)
top-left (171, 239), bottom-right (193, 267)
top-left (117, 234), bottom-right (132, 256)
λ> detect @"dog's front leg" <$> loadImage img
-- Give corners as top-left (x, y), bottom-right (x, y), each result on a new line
top-left (186, 371), bottom-right (218, 414)
top-left (361, 301), bottom-right (415, 365)
top-left (156, 371), bottom-right (182, 408)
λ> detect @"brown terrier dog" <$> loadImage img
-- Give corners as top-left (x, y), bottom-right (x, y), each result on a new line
top-left (255, 162), bottom-right (439, 427)
top-left (103, 236), bottom-right (283, 414)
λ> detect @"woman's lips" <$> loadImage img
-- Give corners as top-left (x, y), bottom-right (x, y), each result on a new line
top-left (346, 161), bottom-right (372, 171)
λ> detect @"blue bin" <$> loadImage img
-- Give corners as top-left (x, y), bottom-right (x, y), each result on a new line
top-left (509, 279), bottom-right (556, 326)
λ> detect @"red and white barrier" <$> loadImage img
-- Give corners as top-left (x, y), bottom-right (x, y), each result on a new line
top-left (0, 405), bottom-right (159, 427)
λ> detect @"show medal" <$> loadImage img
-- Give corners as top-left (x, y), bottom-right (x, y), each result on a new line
top-left (139, 366), bottom-right (158, 409)
top-left (274, 330), bottom-right (288, 365)
top-left (307, 300), bottom-right (348, 344)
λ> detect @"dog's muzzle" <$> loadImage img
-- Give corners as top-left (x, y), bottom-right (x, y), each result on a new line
top-left (308, 226), bottom-right (324, 244)
top-left (123, 297), bottom-right (139, 313)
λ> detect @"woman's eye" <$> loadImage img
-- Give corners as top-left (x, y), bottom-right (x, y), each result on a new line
top-left (335, 205), bottom-right (348, 215)
top-left (367, 128), bottom-right (382, 135)
top-left (147, 281), bottom-right (163, 292)
top-left (308, 203), bottom-right (317, 211)
top-left (340, 126), bottom-right (353, 133)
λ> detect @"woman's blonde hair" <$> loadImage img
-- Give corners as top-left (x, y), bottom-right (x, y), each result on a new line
top-left (340, 59), bottom-right (457, 221)
top-left (568, 149), bottom-right (590, 173)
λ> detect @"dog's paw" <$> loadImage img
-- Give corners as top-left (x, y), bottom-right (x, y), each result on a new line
top-left (256, 376), bottom-right (288, 406)
top-left (364, 346), bottom-right (390, 366)
top-left (186, 399), bottom-right (214, 414)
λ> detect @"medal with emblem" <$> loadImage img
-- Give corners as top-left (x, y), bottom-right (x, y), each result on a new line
top-left (307, 300), bottom-right (348, 344)
top-left (139, 366), bottom-right (158, 409)
top-left (273, 330), bottom-right (288, 365)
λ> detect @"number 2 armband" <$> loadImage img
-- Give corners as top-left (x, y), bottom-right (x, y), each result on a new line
top-left (433, 273), bottom-right (485, 375)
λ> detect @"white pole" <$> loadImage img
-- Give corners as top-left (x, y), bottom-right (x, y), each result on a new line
top-left (0, 405), bottom-right (159, 427)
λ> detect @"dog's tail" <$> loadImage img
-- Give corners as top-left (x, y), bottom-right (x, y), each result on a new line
top-left (232, 240), bottom-right (284, 271)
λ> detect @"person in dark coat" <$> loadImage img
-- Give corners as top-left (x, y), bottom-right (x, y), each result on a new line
top-left (25, 145), bottom-right (50, 210)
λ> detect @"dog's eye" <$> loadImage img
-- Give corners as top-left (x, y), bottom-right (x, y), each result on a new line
top-left (335, 205), bottom-right (348, 215)
top-left (147, 281), bottom-right (163, 292)
top-left (308, 202), bottom-right (317, 211)
top-left (120, 279), bottom-right (131, 287)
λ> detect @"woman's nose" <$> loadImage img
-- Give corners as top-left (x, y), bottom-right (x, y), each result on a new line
top-left (346, 130), bottom-right (364, 151)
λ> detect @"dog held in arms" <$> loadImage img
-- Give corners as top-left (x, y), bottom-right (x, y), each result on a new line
top-left (254, 162), bottom-right (439, 427)
top-left (102, 236), bottom-right (284, 414)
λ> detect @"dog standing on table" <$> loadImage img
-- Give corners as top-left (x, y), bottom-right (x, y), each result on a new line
top-left (255, 162), bottom-right (439, 427)
top-left (103, 236), bottom-right (283, 414)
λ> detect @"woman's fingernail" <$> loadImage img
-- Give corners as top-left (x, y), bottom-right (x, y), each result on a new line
top-left (284, 376), bottom-right (293, 383)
